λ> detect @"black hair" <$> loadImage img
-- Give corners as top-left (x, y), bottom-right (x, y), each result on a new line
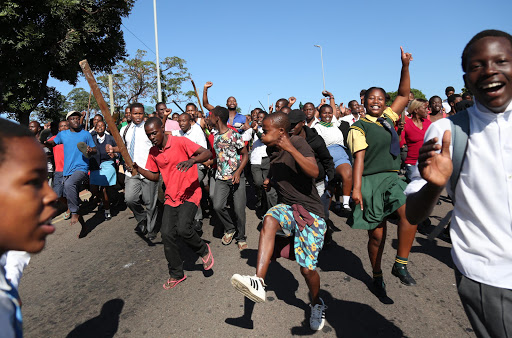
top-left (319, 104), bottom-right (332, 113)
top-left (445, 86), bottom-right (455, 95)
top-left (94, 114), bottom-right (103, 120)
top-left (0, 119), bottom-right (35, 166)
top-left (155, 102), bottom-right (166, 109)
top-left (172, 113), bottom-right (180, 117)
top-left (429, 95), bottom-right (442, 105)
top-left (448, 94), bottom-right (462, 104)
top-left (145, 116), bottom-right (163, 128)
top-left (180, 113), bottom-right (191, 120)
top-left (360, 89), bottom-right (367, 97)
top-left (130, 102), bottom-right (144, 111)
top-left (264, 112), bottom-right (291, 132)
top-left (186, 103), bottom-right (197, 110)
top-left (455, 100), bottom-right (474, 112)
top-left (303, 102), bottom-right (314, 108)
top-left (363, 87), bottom-right (386, 108)
top-left (280, 106), bottom-right (292, 114)
top-left (50, 121), bottom-right (60, 135)
top-left (462, 92), bottom-right (472, 100)
top-left (211, 106), bottom-right (229, 124)
top-left (258, 111), bottom-right (268, 116)
top-left (252, 108), bottom-right (262, 114)
top-left (348, 100), bottom-right (358, 109)
top-left (462, 30), bottom-right (512, 72)
top-left (276, 98), bottom-right (289, 108)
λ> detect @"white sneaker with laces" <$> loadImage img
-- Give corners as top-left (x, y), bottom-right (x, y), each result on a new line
top-left (231, 274), bottom-right (266, 303)
top-left (310, 297), bottom-right (327, 331)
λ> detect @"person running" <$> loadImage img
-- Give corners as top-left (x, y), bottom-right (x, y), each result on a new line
top-left (400, 99), bottom-right (432, 182)
top-left (405, 30), bottom-right (512, 338)
top-left (177, 112), bottom-right (209, 231)
top-left (209, 106), bottom-right (249, 250)
top-left (347, 47), bottom-right (417, 298)
top-left (129, 117), bottom-right (214, 289)
top-left (45, 111), bottom-right (96, 234)
top-left (314, 103), bottom-right (353, 212)
top-left (89, 121), bottom-right (118, 220)
top-left (107, 103), bottom-right (159, 240)
top-left (203, 81), bottom-right (246, 131)
top-left (231, 112), bottom-right (328, 331)
top-left (428, 95), bottom-right (447, 123)
top-left (0, 118), bottom-right (58, 338)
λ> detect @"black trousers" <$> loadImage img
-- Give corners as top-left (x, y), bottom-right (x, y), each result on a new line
top-left (456, 269), bottom-right (512, 338)
top-left (161, 202), bottom-right (208, 279)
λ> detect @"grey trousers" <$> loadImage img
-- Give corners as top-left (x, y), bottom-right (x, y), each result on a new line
top-left (63, 170), bottom-right (88, 214)
top-left (456, 270), bottom-right (512, 338)
top-left (125, 174), bottom-right (159, 233)
top-left (250, 157), bottom-right (278, 208)
top-left (212, 176), bottom-right (246, 241)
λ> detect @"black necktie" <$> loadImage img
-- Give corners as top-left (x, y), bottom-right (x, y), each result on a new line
top-left (377, 117), bottom-right (400, 157)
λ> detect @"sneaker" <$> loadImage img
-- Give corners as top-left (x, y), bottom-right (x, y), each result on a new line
top-left (231, 274), bottom-right (266, 303)
top-left (104, 211), bottom-right (112, 220)
top-left (310, 297), bottom-right (327, 331)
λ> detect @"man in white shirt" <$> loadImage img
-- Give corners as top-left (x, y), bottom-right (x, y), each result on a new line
top-left (108, 103), bottom-right (159, 240)
top-left (405, 30), bottom-right (512, 338)
top-left (340, 100), bottom-right (362, 126)
top-left (177, 112), bottom-right (208, 231)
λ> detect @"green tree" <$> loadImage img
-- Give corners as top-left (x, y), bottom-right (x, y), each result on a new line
top-left (0, 0), bottom-right (135, 124)
top-left (33, 87), bottom-right (67, 122)
top-left (66, 87), bottom-right (100, 112)
top-left (386, 88), bottom-right (426, 106)
top-left (97, 49), bottom-right (193, 110)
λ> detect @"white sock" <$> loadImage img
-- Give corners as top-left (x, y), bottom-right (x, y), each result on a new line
top-left (105, 209), bottom-right (110, 214)
top-left (343, 195), bottom-right (350, 206)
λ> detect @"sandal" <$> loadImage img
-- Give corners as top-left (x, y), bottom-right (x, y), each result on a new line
top-left (163, 275), bottom-right (187, 290)
top-left (201, 244), bottom-right (214, 270)
top-left (63, 211), bottom-right (71, 220)
top-left (222, 232), bottom-right (235, 245)
top-left (237, 241), bottom-right (248, 251)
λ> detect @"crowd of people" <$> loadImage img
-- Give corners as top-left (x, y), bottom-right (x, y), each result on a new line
top-left (0, 29), bottom-right (511, 337)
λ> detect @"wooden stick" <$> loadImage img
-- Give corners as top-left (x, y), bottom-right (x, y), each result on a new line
top-left (190, 79), bottom-right (205, 113)
top-left (79, 59), bottom-right (135, 172)
top-left (172, 100), bottom-right (185, 113)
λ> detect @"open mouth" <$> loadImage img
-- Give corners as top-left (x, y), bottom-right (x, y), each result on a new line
top-left (479, 81), bottom-right (505, 93)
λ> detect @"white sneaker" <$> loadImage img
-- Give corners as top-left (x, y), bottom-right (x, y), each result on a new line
top-left (310, 297), bottom-right (327, 331)
top-left (231, 274), bottom-right (266, 303)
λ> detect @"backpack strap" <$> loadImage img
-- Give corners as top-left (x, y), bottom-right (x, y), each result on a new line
top-left (447, 110), bottom-right (470, 202)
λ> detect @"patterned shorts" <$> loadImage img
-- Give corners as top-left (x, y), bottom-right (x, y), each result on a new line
top-left (265, 204), bottom-right (326, 270)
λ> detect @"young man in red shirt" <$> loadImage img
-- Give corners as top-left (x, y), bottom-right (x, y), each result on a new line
top-left (131, 117), bottom-right (214, 289)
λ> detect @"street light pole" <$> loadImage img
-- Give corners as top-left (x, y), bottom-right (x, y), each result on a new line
top-left (314, 45), bottom-right (325, 91)
top-left (153, 0), bottom-right (162, 102)
top-left (267, 93), bottom-right (271, 109)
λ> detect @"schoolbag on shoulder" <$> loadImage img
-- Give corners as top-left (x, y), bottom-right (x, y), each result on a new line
top-left (447, 109), bottom-right (470, 203)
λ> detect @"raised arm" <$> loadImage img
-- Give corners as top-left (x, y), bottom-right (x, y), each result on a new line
top-left (406, 131), bottom-right (452, 224)
top-left (288, 97), bottom-right (296, 107)
top-left (390, 46), bottom-right (412, 115)
top-left (323, 91), bottom-right (339, 119)
top-left (203, 82), bottom-right (215, 112)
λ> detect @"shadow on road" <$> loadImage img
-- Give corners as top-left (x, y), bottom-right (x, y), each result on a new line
top-left (66, 299), bottom-right (124, 338)
top-left (391, 237), bottom-right (453, 269)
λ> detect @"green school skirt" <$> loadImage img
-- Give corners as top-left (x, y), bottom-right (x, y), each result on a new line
top-left (348, 172), bottom-right (407, 230)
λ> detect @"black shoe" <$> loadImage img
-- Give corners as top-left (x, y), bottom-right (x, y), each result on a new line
top-left (134, 223), bottom-right (148, 236)
top-left (372, 277), bottom-right (387, 298)
top-left (342, 204), bottom-right (352, 213)
top-left (193, 219), bottom-right (202, 232)
top-left (391, 264), bottom-right (416, 286)
top-left (147, 231), bottom-right (157, 241)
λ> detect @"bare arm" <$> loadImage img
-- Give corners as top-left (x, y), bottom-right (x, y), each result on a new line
top-left (232, 146), bottom-right (249, 184)
top-left (323, 91), bottom-right (339, 118)
top-left (176, 146), bottom-right (213, 172)
top-left (390, 46), bottom-right (413, 115)
top-left (288, 97), bottom-right (296, 107)
top-left (133, 163), bottom-right (160, 182)
top-left (203, 82), bottom-right (215, 112)
top-left (351, 150), bottom-right (365, 210)
top-left (277, 135), bottom-right (319, 178)
top-left (406, 131), bottom-right (452, 224)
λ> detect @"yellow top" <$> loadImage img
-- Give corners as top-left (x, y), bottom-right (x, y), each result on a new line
top-left (347, 107), bottom-right (399, 154)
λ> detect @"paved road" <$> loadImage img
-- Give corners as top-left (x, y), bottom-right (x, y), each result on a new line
top-left (20, 190), bottom-right (474, 337)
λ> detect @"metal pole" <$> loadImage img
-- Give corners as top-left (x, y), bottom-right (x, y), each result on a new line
top-left (314, 45), bottom-right (325, 91)
top-left (267, 93), bottom-right (271, 109)
top-left (108, 74), bottom-right (114, 114)
top-left (153, 0), bottom-right (162, 102)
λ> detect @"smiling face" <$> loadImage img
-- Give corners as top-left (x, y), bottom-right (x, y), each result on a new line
top-left (93, 115), bottom-right (103, 127)
top-left (464, 36), bottom-right (512, 111)
top-left (145, 122), bottom-right (164, 147)
top-left (95, 120), bottom-right (106, 135)
top-left (131, 107), bottom-right (145, 125)
top-left (261, 118), bottom-right (283, 147)
top-left (365, 88), bottom-right (387, 117)
top-left (226, 97), bottom-right (237, 110)
top-left (303, 103), bottom-right (315, 121)
top-left (319, 106), bottom-right (333, 123)
top-left (0, 137), bottom-right (57, 253)
top-left (257, 112), bottom-right (266, 126)
top-left (430, 97), bottom-right (443, 113)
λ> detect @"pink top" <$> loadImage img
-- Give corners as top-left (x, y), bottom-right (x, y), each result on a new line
top-left (49, 135), bottom-right (64, 172)
top-left (165, 119), bottom-right (180, 132)
top-left (400, 117), bottom-right (432, 165)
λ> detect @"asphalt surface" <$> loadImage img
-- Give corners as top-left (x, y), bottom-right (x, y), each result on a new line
top-left (20, 188), bottom-right (474, 337)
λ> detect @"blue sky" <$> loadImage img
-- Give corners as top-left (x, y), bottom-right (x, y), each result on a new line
top-left (49, 0), bottom-right (512, 115)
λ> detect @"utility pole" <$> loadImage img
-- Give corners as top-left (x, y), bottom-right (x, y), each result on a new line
top-left (314, 45), bottom-right (326, 91)
top-left (153, 0), bottom-right (162, 102)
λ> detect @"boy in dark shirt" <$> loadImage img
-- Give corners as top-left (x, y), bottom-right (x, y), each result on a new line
top-left (231, 112), bottom-right (328, 331)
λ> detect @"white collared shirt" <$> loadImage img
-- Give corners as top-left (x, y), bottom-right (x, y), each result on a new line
top-left (405, 99), bottom-right (512, 289)
top-left (120, 122), bottom-right (153, 177)
top-left (341, 114), bottom-right (359, 126)
top-left (179, 123), bottom-right (207, 149)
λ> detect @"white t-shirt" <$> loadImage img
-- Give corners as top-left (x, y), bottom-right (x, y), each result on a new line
top-left (120, 122), bottom-right (153, 177)
top-left (405, 100), bottom-right (512, 289)
top-left (246, 128), bottom-right (267, 165)
top-left (340, 114), bottom-right (359, 126)
top-left (313, 123), bottom-right (344, 147)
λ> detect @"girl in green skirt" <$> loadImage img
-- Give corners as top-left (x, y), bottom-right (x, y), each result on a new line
top-left (347, 47), bottom-right (418, 298)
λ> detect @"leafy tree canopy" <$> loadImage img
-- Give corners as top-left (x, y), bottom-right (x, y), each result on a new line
top-left (0, 0), bottom-right (135, 124)
top-left (386, 88), bottom-right (426, 106)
